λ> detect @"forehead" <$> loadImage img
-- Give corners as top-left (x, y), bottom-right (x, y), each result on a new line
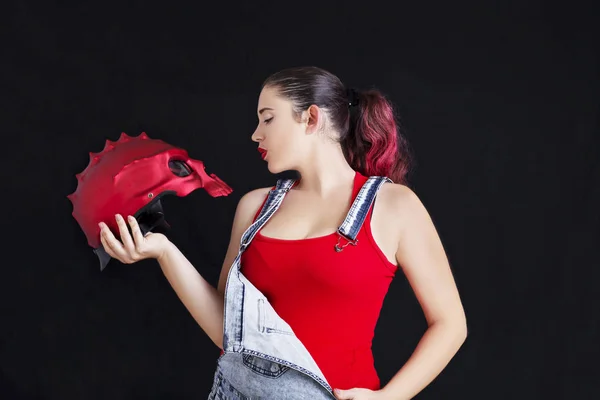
top-left (257, 86), bottom-right (289, 110)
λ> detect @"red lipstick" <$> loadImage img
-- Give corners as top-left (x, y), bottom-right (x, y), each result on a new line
top-left (258, 148), bottom-right (267, 160)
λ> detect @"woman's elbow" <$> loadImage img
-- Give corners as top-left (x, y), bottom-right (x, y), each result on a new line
top-left (453, 313), bottom-right (468, 344)
top-left (434, 311), bottom-right (468, 343)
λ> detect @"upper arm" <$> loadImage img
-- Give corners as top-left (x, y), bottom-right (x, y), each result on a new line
top-left (216, 187), bottom-right (271, 295)
top-left (391, 186), bottom-right (466, 328)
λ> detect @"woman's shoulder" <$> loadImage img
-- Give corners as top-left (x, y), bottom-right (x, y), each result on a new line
top-left (376, 180), bottom-right (434, 234)
top-left (376, 180), bottom-right (422, 218)
top-left (228, 186), bottom-right (272, 232)
top-left (237, 186), bottom-right (272, 211)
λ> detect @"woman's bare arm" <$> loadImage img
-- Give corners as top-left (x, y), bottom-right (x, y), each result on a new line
top-left (157, 187), bottom-right (271, 349)
top-left (379, 185), bottom-right (467, 400)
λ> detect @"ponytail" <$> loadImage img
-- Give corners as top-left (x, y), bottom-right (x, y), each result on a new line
top-left (342, 89), bottom-right (413, 184)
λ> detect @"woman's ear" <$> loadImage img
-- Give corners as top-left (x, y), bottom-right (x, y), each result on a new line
top-left (304, 104), bottom-right (321, 134)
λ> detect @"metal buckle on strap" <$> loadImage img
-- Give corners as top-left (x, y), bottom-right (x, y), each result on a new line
top-left (334, 231), bottom-right (358, 252)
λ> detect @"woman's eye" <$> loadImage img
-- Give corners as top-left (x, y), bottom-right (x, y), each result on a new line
top-left (264, 117), bottom-right (273, 125)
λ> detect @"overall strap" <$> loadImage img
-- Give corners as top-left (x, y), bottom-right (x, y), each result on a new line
top-left (335, 176), bottom-right (392, 252)
top-left (238, 178), bottom-right (296, 252)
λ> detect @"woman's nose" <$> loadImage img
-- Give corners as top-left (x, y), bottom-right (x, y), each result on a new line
top-left (251, 128), bottom-right (262, 143)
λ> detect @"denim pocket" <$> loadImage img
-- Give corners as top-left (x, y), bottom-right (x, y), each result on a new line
top-left (242, 354), bottom-right (291, 378)
top-left (257, 298), bottom-right (294, 335)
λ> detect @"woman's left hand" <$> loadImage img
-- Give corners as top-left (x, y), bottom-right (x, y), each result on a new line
top-left (334, 388), bottom-right (388, 400)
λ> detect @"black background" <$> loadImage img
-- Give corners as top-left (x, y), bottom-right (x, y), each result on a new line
top-left (2, 1), bottom-right (599, 399)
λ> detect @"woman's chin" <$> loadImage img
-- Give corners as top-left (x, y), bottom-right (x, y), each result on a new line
top-left (267, 163), bottom-right (280, 174)
top-left (266, 161), bottom-right (286, 174)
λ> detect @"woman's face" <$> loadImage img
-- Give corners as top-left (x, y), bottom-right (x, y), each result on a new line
top-left (251, 86), bottom-right (309, 174)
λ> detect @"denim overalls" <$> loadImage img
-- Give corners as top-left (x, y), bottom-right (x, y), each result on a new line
top-left (208, 175), bottom-right (392, 400)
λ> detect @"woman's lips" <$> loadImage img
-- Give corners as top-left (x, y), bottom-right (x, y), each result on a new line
top-left (258, 148), bottom-right (267, 160)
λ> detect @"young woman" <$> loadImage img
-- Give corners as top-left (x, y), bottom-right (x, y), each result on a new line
top-left (99, 66), bottom-right (467, 399)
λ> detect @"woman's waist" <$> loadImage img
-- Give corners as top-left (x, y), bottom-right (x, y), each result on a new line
top-left (288, 322), bottom-right (374, 349)
top-left (308, 341), bottom-right (375, 363)
top-left (293, 329), bottom-right (375, 364)
top-left (312, 345), bottom-right (380, 391)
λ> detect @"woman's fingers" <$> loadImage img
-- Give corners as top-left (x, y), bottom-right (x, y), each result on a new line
top-left (99, 229), bottom-right (109, 251)
top-left (126, 215), bottom-right (146, 248)
top-left (115, 214), bottom-right (135, 254)
top-left (99, 223), bottom-right (127, 262)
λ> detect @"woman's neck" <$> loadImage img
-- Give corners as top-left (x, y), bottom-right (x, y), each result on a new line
top-left (294, 141), bottom-right (356, 197)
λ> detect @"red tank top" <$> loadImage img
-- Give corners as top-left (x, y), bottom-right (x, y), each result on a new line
top-left (240, 172), bottom-right (398, 390)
